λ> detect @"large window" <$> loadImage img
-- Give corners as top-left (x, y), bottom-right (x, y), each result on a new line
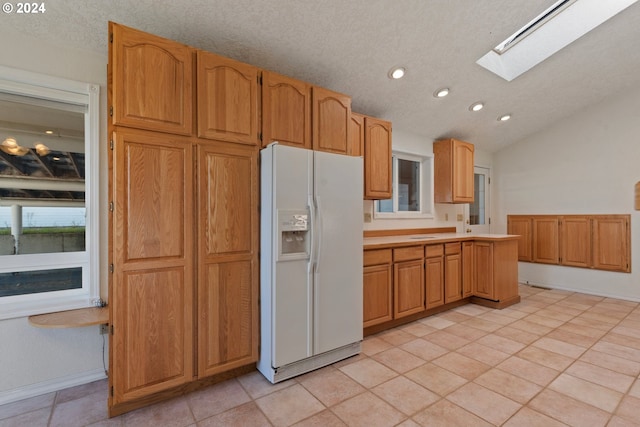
top-left (375, 152), bottom-right (433, 219)
top-left (0, 66), bottom-right (99, 319)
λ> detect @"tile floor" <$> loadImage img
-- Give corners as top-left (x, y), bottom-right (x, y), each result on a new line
top-left (2, 284), bottom-right (640, 426)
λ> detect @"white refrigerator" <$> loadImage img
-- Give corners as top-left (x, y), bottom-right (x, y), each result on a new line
top-left (258, 143), bottom-right (363, 383)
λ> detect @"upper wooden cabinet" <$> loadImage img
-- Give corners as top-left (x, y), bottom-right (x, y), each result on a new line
top-left (507, 214), bottom-right (630, 273)
top-left (433, 138), bottom-right (474, 203)
top-left (592, 216), bottom-right (630, 272)
top-left (349, 113), bottom-right (365, 157)
top-left (110, 22), bottom-right (194, 135)
top-left (533, 217), bottom-right (559, 264)
top-left (197, 50), bottom-right (259, 145)
top-left (364, 116), bottom-right (392, 200)
top-left (261, 71), bottom-right (311, 149)
top-left (507, 216), bottom-right (533, 262)
top-left (312, 86), bottom-right (351, 154)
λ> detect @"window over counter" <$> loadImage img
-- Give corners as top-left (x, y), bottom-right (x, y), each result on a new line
top-left (375, 151), bottom-right (433, 219)
top-left (0, 66), bottom-right (100, 319)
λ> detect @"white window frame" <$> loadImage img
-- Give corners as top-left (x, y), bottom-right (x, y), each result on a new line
top-left (0, 66), bottom-right (100, 320)
top-left (374, 151), bottom-right (434, 219)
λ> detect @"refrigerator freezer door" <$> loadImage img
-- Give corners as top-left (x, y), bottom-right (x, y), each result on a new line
top-left (270, 145), bottom-right (314, 367)
top-left (313, 150), bottom-right (363, 355)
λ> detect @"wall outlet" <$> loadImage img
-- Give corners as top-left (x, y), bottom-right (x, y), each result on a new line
top-left (457, 214), bottom-right (464, 221)
top-left (100, 324), bottom-right (109, 335)
top-left (364, 213), bottom-right (372, 223)
top-left (445, 213), bottom-right (449, 221)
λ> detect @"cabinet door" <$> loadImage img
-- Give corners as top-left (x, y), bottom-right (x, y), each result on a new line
top-left (453, 140), bottom-right (475, 203)
top-left (364, 117), bottom-right (392, 199)
top-left (445, 250), bottom-right (462, 303)
top-left (507, 216), bottom-right (532, 261)
top-left (394, 260), bottom-right (425, 318)
top-left (197, 51), bottom-right (259, 145)
top-left (433, 139), bottom-right (474, 203)
top-left (110, 22), bottom-right (193, 135)
top-left (462, 241), bottom-right (474, 297)
top-left (111, 129), bottom-right (194, 405)
top-left (560, 216), bottom-right (591, 268)
top-left (363, 264), bottom-right (393, 327)
top-left (197, 142), bottom-right (259, 377)
top-left (262, 71), bottom-right (311, 149)
top-left (425, 256), bottom-right (444, 309)
top-left (592, 216), bottom-right (630, 272)
top-left (312, 86), bottom-right (351, 154)
top-left (349, 112), bottom-right (365, 157)
top-left (532, 217), bottom-right (559, 264)
top-left (474, 242), bottom-right (494, 300)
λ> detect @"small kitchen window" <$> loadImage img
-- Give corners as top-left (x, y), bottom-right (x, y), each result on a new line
top-left (375, 152), bottom-right (433, 219)
top-left (0, 66), bottom-right (100, 319)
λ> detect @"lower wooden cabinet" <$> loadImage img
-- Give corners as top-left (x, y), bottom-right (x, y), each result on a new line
top-left (363, 236), bottom-right (520, 332)
top-left (473, 240), bottom-right (520, 306)
top-left (394, 259), bottom-right (425, 317)
top-left (444, 243), bottom-right (462, 303)
top-left (363, 249), bottom-right (393, 328)
top-left (508, 214), bottom-right (630, 273)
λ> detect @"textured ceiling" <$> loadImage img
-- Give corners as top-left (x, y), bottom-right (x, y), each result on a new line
top-left (3, 0), bottom-right (640, 152)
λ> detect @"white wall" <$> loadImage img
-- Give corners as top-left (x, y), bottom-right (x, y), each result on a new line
top-left (363, 129), bottom-right (492, 232)
top-left (493, 85), bottom-right (640, 301)
top-left (0, 29), bottom-right (109, 403)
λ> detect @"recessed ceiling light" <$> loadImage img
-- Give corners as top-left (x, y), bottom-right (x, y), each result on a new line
top-left (469, 102), bottom-right (484, 112)
top-left (45, 130), bottom-right (54, 135)
top-left (434, 88), bottom-right (450, 98)
top-left (388, 67), bottom-right (406, 79)
top-left (498, 114), bottom-right (512, 121)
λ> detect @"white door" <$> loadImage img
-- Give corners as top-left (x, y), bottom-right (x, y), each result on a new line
top-left (465, 166), bottom-right (490, 234)
top-left (313, 151), bottom-right (363, 355)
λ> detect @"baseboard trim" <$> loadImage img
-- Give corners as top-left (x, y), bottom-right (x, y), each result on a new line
top-left (520, 281), bottom-right (640, 303)
top-left (0, 369), bottom-right (107, 406)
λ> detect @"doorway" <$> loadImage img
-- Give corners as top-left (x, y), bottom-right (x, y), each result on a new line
top-left (464, 166), bottom-right (490, 234)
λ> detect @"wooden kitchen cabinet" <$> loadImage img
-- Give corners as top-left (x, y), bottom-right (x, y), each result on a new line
top-left (507, 216), bottom-right (533, 261)
top-left (261, 71), bottom-right (311, 149)
top-left (508, 214), bottom-right (630, 273)
top-left (197, 50), bottom-right (260, 145)
top-left (425, 245), bottom-right (445, 309)
top-left (473, 240), bottom-right (520, 307)
top-left (110, 129), bottom-right (194, 407)
top-left (444, 243), bottom-right (462, 303)
top-left (393, 246), bottom-right (425, 318)
top-left (363, 249), bottom-right (393, 328)
top-left (349, 112), bottom-right (365, 157)
top-left (532, 216), bottom-right (559, 264)
top-left (196, 142), bottom-right (259, 377)
top-left (462, 241), bottom-right (474, 298)
top-left (110, 22), bottom-right (193, 136)
top-left (109, 23), bottom-right (259, 417)
top-left (364, 116), bottom-right (392, 199)
top-left (592, 215), bottom-right (630, 272)
top-left (560, 216), bottom-right (591, 268)
top-left (312, 86), bottom-right (351, 154)
top-left (433, 138), bottom-right (474, 203)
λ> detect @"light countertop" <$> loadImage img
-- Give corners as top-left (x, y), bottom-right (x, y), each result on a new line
top-left (363, 232), bottom-right (519, 250)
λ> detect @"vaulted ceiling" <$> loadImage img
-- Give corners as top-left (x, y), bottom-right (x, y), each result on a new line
top-left (3, 0), bottom-right (640, 153)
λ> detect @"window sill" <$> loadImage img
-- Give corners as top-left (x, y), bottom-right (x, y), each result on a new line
top-left (28, 306), bottom-right (108, 328)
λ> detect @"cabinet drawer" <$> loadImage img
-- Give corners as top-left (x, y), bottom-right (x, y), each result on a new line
top-left (393, 246), bottom-right (424, 262)
top-left (445, 242), bottom-right (461, 255)
top-left (425, 244), bottom-right (444, 258)
top-left (364, 249), bottom-right (392, 266)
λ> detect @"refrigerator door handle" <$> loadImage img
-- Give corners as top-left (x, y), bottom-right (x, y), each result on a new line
top-left (315, 195), bottom-right (323, 272)
top-left (307, 195), bottom-right (317, 275)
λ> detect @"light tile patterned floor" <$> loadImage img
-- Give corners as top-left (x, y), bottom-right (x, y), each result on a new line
top-left (2, 284), bottom-right (640, 426)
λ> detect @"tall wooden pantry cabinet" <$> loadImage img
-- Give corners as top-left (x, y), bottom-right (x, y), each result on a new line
top-left (108, 22), bottom-right (258, 416)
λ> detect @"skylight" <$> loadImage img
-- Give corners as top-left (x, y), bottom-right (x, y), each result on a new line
top-left (477, 0), bottom-right (639, 81)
